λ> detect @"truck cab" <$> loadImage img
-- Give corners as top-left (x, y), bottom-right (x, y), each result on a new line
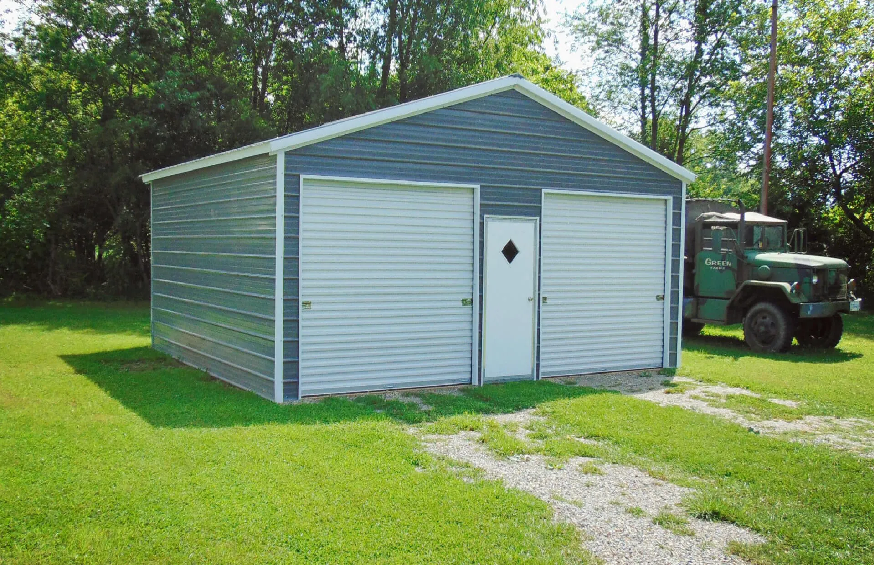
top-left (683, 200), bottom-right (861, 352)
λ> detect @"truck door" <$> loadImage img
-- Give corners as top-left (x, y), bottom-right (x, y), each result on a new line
top-left (696, 225), bottom-right (738, 298)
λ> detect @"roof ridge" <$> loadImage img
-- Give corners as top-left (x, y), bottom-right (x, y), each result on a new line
top-left (142, 76), bottom-right (695, 184)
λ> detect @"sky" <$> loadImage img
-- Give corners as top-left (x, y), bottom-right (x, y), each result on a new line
top-left (0, 0), bottom-right (589, 72)
top-left (541, 0), bottom-right (588, 73)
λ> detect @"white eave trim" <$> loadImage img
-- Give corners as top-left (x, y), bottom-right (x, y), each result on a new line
top-left (141, 75), bottom-right (696, 184)
top-left (141, 141), bottom-right (271, 183)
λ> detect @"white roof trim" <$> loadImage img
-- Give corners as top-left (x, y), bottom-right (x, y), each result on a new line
top-left (141, 140), bottom-right (271, 182)
top-left (142, 75), bottom-right (695, 184)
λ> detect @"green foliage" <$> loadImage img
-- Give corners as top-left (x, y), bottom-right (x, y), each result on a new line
top-left (577, 461), bottom-right (604, 475)
top-left (0, 0), bottom-right (590, 297)
top-left (714, 0), bottom-right (874, 298)
top-left (625, 505), bottom-right (647, 517)
top-left (566, 0), bottom-right (748, 165)
top-left (652, 511), bottom-right (695, 536)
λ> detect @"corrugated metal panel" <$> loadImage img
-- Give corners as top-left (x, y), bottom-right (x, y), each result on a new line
top-left (541, 193), bottom-right (668, 375)
top-left (285, 90), bottom-right (683, 390)
top-left (150, 155), bottom-right (277, 400)
top-left (299, 177), bottom-right (475, 396)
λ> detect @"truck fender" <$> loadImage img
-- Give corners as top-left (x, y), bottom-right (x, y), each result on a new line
top-left (727, 281), bottom-right (799, 323)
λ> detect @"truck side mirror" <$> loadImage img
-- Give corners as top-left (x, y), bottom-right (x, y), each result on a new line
top-left (790, 228), bottom-right (807, 253)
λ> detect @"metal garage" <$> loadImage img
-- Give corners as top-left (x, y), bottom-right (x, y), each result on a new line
top-left (142, 74), bottom-right (695, 403)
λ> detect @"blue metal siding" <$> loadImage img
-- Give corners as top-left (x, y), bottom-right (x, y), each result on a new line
top-left (151, 155), bottom-right (277, 400)
top-left (284, 90), bottom-right (683, 398)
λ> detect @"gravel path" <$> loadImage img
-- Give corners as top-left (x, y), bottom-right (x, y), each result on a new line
top-left (633, 378), bottom-right (874, 458)
top-left (421, 429), bottom-right (763, 564)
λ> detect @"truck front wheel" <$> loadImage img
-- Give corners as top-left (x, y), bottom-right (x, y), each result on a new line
top-left (743, 302), bottom-right (795, 353)
top-left (795, 314), bottom-right (843, 349)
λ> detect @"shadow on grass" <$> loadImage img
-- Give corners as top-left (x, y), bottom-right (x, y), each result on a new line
top-left (684, 333), bottom-right (863, 363)
top-left (62, 346), bottom-right (611, 429)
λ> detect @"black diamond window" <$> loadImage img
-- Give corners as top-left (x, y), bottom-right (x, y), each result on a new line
top-left (502, 240), bottom-right (519, 263)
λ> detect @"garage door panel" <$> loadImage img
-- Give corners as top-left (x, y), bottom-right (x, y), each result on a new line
top-left (300, 178), bottom-right (475, 396)
top-left (541, 193), bottom-right (668, 376)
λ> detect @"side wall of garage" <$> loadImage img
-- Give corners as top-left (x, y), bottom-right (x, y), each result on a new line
top-left (151, 155), bottom-right (278, 400)
top-left (284, 89), bottom-right (683, 400)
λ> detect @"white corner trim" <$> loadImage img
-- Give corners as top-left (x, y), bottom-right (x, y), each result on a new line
top-left (677, 184), bottom-right (687, 368)
top-left (512, 83), bottom-right (696, 184)
top-left (662, 197), bottom-right (674, 368)
top-left (141, 141), bottom-right (271, 183)
top-left (472, 185), bottom-right (481, 387)
top-left (141, 75), bottom-right (696, 185)
top-left (273, 151), bottom-right (285, 403)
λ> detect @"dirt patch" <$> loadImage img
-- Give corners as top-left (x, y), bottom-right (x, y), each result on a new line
top-left (421, 428), bottom-right (762, 564)
top-left (548, 370), bottom-right (672, 394)
top-left (381, 391), bottom-right (433, 411)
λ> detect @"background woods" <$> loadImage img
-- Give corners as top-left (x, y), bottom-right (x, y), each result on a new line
top-left (0, 0), bottom-right (581, 296)
top-left (0, 0), bottom-right (872, 298)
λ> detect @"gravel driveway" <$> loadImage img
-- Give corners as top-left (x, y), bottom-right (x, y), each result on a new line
top-left (419, 422), bottom-right (763, 564)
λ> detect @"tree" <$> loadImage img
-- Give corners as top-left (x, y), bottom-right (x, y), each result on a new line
top-left (566, 0), bottom-right (748, 164)
top-left (0, 0), bottom-right (592, 297)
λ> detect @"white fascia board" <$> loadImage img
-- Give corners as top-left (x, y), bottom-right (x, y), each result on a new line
top-left (511, 82), bottom-right (697, 184)
top-left (268, 76), bottom-right (520, 154)
top-left (141, 141), bottom-right (272, 183)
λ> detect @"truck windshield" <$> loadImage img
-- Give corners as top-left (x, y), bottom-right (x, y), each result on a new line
top-left (745, 224), bottom-right (785, 251)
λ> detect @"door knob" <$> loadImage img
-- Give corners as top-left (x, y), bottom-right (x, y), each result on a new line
top-left (528, 296), bottom-right (534, 302)
top-left (656, 294), bottom-right (665, 301)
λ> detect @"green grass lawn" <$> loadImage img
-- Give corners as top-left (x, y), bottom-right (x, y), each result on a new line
top-left (2, 300), bottom-right (873, 564)
top-left (537, 393), bottom-right (874, 564)
top-left (682, 314), bottom-right (874, 419)
top-left (0, 301), bottom-right (591, 564)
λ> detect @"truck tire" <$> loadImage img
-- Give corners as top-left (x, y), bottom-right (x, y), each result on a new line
top-left (743, 302), bottom-right (795, 353)
top-left (683, 321), bottom-right (705, 337)
top-left (795, 314), bottom-right (843, 349)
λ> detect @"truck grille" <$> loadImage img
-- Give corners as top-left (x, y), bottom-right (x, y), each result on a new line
top-left (828, 273), bottom-right (848, 300)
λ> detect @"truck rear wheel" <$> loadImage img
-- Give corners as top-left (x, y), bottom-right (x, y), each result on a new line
top-left (795, 314), bottom-right (843, 349)
top-left (744, 302), bottom-right (794, 353)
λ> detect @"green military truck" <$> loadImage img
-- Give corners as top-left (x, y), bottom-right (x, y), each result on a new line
top-left (683, 199), bottom-right (862, 352)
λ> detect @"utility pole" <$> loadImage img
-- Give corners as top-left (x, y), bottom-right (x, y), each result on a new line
top-left (761, 0), bottom-right (778, 215)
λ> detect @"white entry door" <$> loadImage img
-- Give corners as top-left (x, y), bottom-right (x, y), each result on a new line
top-left (482, 217), bottom-right (538, 382)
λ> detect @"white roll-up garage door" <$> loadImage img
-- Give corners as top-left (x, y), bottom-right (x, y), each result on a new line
top-left (299, 177), bottom-right (476, 396)
top-left (541, 192), bottom-right (669, 376)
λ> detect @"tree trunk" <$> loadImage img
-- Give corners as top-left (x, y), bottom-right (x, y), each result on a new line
top-left (649, 0), bottom-right (660, 151)
top-left (638, 0), bottom-right (650, 145)
top-left (378, 0), bottom-right (399, 103)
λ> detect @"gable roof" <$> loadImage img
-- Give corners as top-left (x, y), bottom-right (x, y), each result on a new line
top-left (142, 75), bottom-right (696, 184)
